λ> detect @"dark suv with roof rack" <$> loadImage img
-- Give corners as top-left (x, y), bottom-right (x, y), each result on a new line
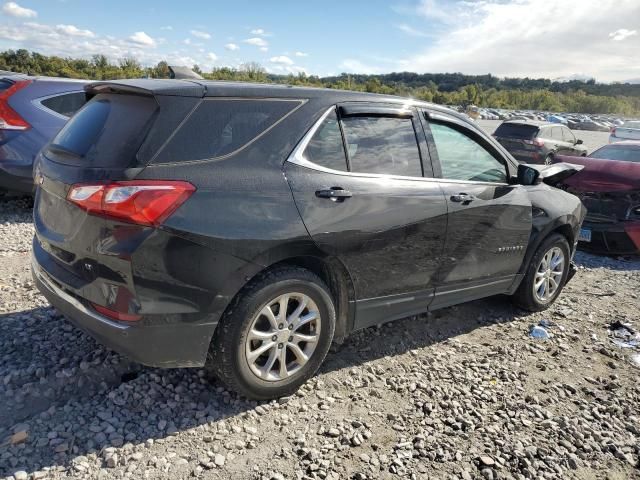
top-left (493, 120), bottom-right (588, 164)
top-left (32, 79), bottom-right (585, 399)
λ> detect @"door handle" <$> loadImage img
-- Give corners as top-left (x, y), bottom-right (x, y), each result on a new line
top-left (450, 193), bottom-right (476, 204)
top-left (315, 187), bottom-right (353, 201)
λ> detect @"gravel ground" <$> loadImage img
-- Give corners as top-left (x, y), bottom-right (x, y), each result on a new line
top-left (1, 181), bottom-right (639, 480)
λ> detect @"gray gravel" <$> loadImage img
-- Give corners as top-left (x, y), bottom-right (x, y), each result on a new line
top-left (1, 190), bottom-right (639, 480)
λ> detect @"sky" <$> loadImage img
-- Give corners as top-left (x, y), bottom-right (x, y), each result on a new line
top-left (0, 0), bottom-right (639, 82)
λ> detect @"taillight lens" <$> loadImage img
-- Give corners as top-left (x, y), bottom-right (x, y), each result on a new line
top-left (524, 138), bottom-right (545, 147)
top-left (0, 80), bottom-right (32, 130)
top-left (67, 180), bottom-right (195, 226)
top-left (91, 303), bottom-right (142, 322)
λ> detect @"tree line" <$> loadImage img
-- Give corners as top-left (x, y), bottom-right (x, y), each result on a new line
top-left (1, 49), bottom-right (639, 115)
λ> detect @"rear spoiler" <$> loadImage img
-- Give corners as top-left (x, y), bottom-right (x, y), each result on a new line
top-left (85, 79), bottom-right (206, 98)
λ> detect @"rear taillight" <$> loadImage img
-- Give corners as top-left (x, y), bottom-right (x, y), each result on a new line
top-left (524, 138), bottom-right (545, 147)
top-left (91, 303), bottom-right (142, 322)
top-left (0, 80), bottom-right (32, 130)
top-left (67, 180), bottom-right (195, 226)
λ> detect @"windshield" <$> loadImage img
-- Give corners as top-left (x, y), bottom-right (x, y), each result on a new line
top-left (589, 144), bottom-right (640, 163)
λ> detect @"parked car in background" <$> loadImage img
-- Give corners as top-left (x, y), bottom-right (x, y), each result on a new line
top-left (32, 79), bottom-right (585, 399)
top-left (493, 120), bottom-right (587, 164)
top-left (556, 141), bottom-right (640, 255)
top-left (610, 120), bottom-right (640, 144)
top-left (573, 120), bottom-right (610, 132)
top-left (547, 115), bottom-right (568, 125)
top-left (0, 73), bottom-right (88, 193)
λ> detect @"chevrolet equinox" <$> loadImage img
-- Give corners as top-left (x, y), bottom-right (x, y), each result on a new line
top-left (32, 80), bottom-right (585, 399)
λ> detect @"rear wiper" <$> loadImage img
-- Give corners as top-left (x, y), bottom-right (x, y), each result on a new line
top-left (47, 144), bottom-right (81, 159)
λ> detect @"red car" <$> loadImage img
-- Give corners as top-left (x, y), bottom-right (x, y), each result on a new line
top-left (556, 141), bottom-right (640, 255)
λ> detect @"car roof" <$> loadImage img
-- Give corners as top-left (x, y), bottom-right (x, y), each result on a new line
top-left (500, 119), bottom-right (552, 127)
top-left (86, 78), bottom-right (474, 123)
top-left (0, 72), bottom-right (89, 84)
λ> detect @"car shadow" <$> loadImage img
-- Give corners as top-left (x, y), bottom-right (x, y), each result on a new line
top-left (0, 294), bottom-right (527, 477)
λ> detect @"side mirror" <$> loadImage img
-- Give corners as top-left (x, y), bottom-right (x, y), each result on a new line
top-left (517, 164), bottom-right (541, 186)
top-left (576, 139), bottom-right (583, 145)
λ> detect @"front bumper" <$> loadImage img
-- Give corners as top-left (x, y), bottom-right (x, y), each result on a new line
top-left (32, 255), bottom-right (215, 368)
top-left (578, 221), bottom-right (640, 255)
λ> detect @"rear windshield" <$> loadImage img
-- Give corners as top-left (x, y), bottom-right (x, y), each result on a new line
top-left (47, 93), bottom-right (157, 167)
top-left (590, 145), bottom-right (640, 163)
top-left (494, 123), bottom-right (539, 140)
top-left (154, 98), bottom-right (302, 163)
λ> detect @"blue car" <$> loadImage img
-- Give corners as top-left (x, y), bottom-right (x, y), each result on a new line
top-left (0, 72), bottom-right (88, 193)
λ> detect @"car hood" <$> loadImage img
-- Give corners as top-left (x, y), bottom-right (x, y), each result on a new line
top-left (555, 155), bottom-right (640, 192)
top-left (524, 161), bottom-right (584, 187)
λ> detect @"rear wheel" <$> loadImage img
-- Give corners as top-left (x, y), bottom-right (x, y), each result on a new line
top-left (543, 154), bottom-right (554, 165)
top-left (512, 233), bottom-right (570, 311)
top-left (206, 267), bottom-right (335, 400)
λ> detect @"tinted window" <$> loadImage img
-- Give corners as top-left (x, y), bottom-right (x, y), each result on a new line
top-left (494, 123), bottom-right (538, 140)
top-left (538, 127), bottom-right (553, 139)
top-left (156, 99), bottom-right (301, 163)
top-left (590, 145), bottom-right (640, 163)
top-left (303, 110), bottom-right (347, 171)
top-left (48, 93), bottom-right (158, 167)
top-left (41, 92), bottom-right (87, 117)
top-left (430, 123), bottom-right (507, 183)
top-left (341, 116), bottom-right (422, 177)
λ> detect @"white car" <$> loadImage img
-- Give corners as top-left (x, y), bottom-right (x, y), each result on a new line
top-left (610, 120), bottom-right (640, 143)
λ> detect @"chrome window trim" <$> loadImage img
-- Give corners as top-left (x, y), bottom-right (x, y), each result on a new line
top-left (287, 105), bottom-right (509, 187)
top-left (32, 90), bottom-right (85, 120)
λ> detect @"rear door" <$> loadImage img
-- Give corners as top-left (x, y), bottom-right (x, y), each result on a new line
top-left (420, 110), bottom-right (532, 309)
top-left (285, 104), bottom-right (448, 329)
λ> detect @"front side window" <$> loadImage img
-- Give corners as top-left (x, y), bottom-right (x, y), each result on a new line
top-left (303, 110), bottom-right (347, 171)
top-left (429, 123), bottom-right (507, 183)
top-left (340, 116), bottom-right (422, 177)
top-left (562, 127), bottom-right (576, 144)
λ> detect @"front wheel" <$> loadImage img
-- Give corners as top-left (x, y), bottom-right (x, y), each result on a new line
top-left (512, 233), bottom-right (570, 311)
top-left (206, 267), bottom-right (336, 400)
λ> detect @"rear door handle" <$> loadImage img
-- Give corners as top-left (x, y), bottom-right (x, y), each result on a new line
top-left (316, 187), bottom-right (352, 201)
top-left (450, 193), bottom-right (476, 204)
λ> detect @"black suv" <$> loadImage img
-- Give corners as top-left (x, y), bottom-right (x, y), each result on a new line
top-left (32, 80), bottom-right (585, 399)
top-left (494, 120), bottom-right (587, 164)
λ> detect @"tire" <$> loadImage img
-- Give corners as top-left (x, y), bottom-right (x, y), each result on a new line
top-left (512, 233), bottom-right (570, 312)
top-left (206, 267), bottom-right (336, 400)
top-left (543, 154), bottom-right (554, 165)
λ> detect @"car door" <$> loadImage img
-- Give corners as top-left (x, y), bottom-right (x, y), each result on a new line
top-left (561, 127), bottom-right (579, 154)
top-left (419, 110), bottom-right (532, 309)
top-left (550, 126), bottom-right (570, 155)
top-left (285, 104), bottom-right (448, 329)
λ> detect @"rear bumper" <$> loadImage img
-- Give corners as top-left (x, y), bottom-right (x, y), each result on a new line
top-left (0, 160), bottom-right (33, 193)
top-left (32, 254), bottom-right (215, 368)
top-left (578, 221), bottom-right (640, 255)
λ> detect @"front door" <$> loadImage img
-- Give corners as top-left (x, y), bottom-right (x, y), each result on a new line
top-left (285, 105), bottom-right (448, 329)
top-left (422, 113), bottom-right (532, 309)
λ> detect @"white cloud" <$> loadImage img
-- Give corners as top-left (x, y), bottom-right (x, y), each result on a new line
top-left (270, 55), bottom-right (294, 65)
top-left (609, 28), bottom-right (637, 41)
top-left (224, 42), bottom-right (239, 51)
top-left (55, 24), bottom-right (94, 38)
top-left (244, 37), bottom-right (268, 47)
top-left (2, 1), bottom-right (36, 18)
top-left (207, 52), bottom-right (217, 61)
top-left (160, 25), bottom-right (173, 31)
top-left (250, 28), bottom-right (265, 35)
top-left (294, 51), bottom-right (308, 57)
top-left (183, 38), bottom-right (191, 45)
top-left (398, 0), bottom-right (640, 83)
top-left (190, 29), bottom-right (211, 40)
top-left (339, 59), bottom-right (381, 74)
top-left (129, 31), bottom-right (156, 47)
top-left (259, 46), bottom-right (268, 52)
top-left (395, 24), bottom-right (429, 38)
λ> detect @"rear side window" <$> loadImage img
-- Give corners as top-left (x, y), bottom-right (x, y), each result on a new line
top-left (538, 128), bottom-right (553, 139)
top-left (155, 99), bottom-right (302, 163)
top-left (341, 116), bottom-right (422, 177)
top-left (47, 93), bottom-right (158, 167)
top-left (41, 92), bottom-right (87, 117)
top-left (494, 123), bottom-right (538, 140)
top-left (303, 110), bottom-right (347, 171)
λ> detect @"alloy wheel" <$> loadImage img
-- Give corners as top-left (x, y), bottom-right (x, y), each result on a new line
top-left (244, 293), bottom-right (321, 381)
top-left (533, 246), bottom-right (565, 302)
